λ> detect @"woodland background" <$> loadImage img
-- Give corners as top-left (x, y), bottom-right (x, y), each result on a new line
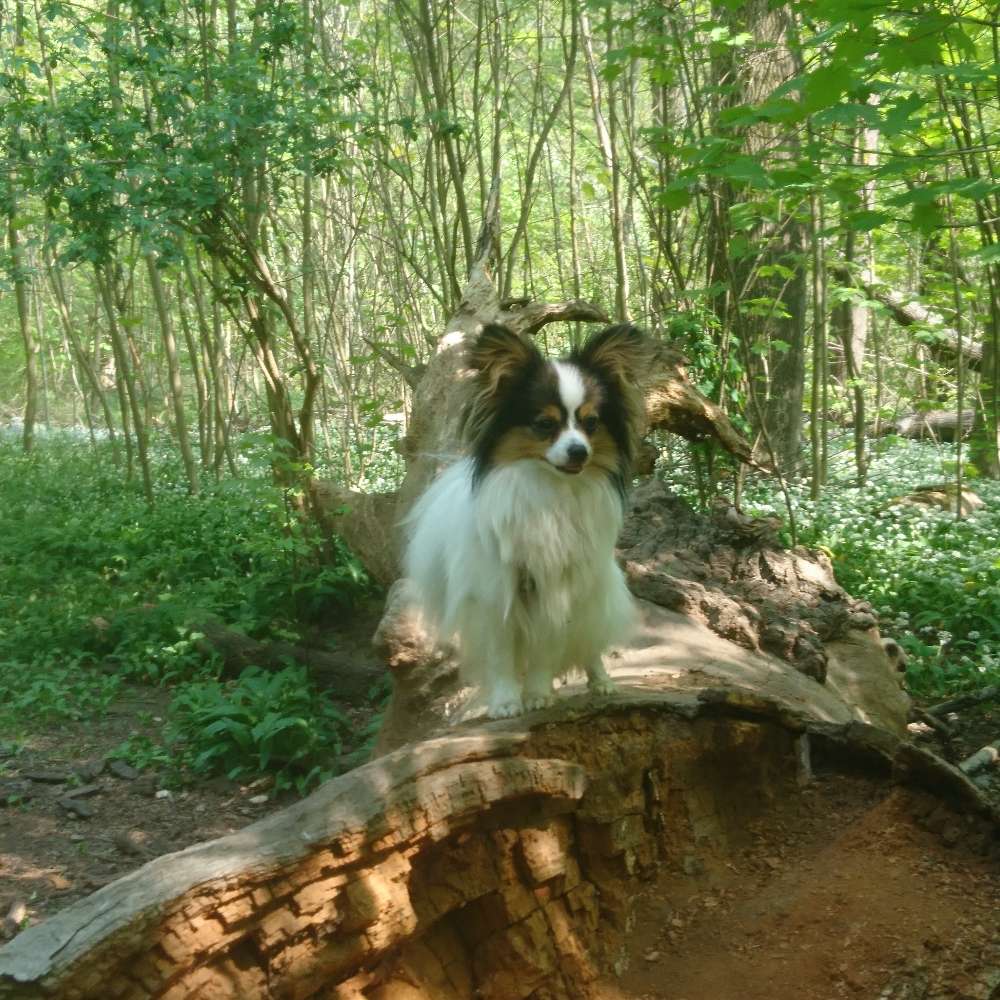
top-left (2, 0), bottom-right (1000, 793)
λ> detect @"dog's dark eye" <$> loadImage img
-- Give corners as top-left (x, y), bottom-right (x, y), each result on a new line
top-left (533, 416), bottom-right (558, 436)
top-left (580, 414), bottom-right (599, 435)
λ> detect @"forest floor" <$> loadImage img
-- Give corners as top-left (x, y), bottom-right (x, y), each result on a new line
top-left (0, 606), bottom-right (386, 935)
top-left (2, 683), bottom-right (998, 972)
top-left (0, 682), bottom-right (294, 925)
top-left (597, 690), bottom-right (1000, 1000)
top-left (597, 771), bottom-right (1000, 1000)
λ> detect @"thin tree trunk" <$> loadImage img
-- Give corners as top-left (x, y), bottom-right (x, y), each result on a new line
top-left (45, 246), bottom-right (119, 456)
top-left (7, 0), bottom-right (37, 450)
top-left (96, 265), bottom-right (155, 504)
top-left (579, 3), bottom-right (629, 320)
top-left (147, 258), bottom-right (199, 493)
top-left (9, 215), bottom-right (38, 451)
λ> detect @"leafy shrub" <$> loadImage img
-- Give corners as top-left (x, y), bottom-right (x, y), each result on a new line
top-left (166, 665), bottom-right (350, 793)
top-left (0, 436), bottom-right (371, 683)
top-left (0, 656), bottom-right (121, 729)
top-left (0, 436), bottom-right (383, 792)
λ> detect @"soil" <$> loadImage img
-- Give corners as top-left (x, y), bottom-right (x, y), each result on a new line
top-left (596, 772), bottom-right (1000, 1000)
top-left (0, 683), bottom-right (297, 931)
top-left (0, 603), bottom-right (386, 937)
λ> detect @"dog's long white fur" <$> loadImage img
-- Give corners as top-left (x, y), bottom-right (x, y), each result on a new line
top-left (404, 456), bottom-right (635, 718)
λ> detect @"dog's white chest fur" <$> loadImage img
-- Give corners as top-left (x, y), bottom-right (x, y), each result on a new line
top-left (404, 458), bottom-right (634, 718)
top-left (476, 460), bottom-right (621, 617)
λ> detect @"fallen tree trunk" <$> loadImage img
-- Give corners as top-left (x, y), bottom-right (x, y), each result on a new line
top-left (1, 676), bottom-right (995, 999)
top-left (372, 476), bottom-right (910, 755)
top-left (192, 619), bottom-right (382, 702)
top-left (958, 742), bottom-right (999, 776)
top-left (928, 685), bottom-right (1000, 718)
top-left (879, 408), bottom-right (975, 442)
top-left (832, 267), bottom-right (982, 370)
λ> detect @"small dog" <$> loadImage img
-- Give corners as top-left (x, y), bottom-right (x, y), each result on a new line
top-left (403, 322), bottom-right (649, 718)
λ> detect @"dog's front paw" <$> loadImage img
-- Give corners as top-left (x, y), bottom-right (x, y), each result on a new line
top-left (486, 695), bottom-right (524, 719)
top-left (587, 677), bottom-right (619, 697)
top-left (524, 693), bottom-right (556, 711)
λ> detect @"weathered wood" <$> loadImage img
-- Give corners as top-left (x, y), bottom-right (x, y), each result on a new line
top-left (192, 619), bottom-right (382, 701)
top-left (880, 409), bottom-right (975, 442)
top-left (886, 482), bottom-right (984, 515)
top-left (910, 706), bottom-right (956, 740)
top-left (310, 483), bottom-right (399, 586)
top-left (927, 685), bottom-right (1000, 718)
top-left (958, 742), bottom-right (999, 775)
top-left (640, 340), bottom-right (762, 467)
top-left (832, 267), bottom-right (983, 370)
top-left (2, 683), bottom-right (995, 1000)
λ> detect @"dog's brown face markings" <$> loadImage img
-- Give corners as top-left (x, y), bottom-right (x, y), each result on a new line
top-left (489, 371), bottom-right (607, 470)
top-left (465, 322), bottom-right (652, 493)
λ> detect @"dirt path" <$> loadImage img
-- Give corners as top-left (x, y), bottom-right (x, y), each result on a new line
top-left (595, 775), bottom-right (1000, 1000)
top-left (0, 683), bottom-right (297, 930)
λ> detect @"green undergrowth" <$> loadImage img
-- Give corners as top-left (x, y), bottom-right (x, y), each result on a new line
top-left (732, 438), bottom-right (1000, 699)
top-left (0, 435), bottom-right (383, 794)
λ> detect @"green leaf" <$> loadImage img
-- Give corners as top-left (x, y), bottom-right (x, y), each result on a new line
top-left (881, 94), bottom-right (924, 137)
top-left (881, 21), bottom-right (943, 72)
top-left (845, 210), bottom-right (892, 233)
top-left (800, 62), bottom-right (857, 114)
top-left (658, 181), bottom-right (693, 210)
top-left (715, 156), bottom-right (770, 188)
top-left (971, 244), bottom-right (1000, 264)
top-left (911, 200), bottom-right (943, 234)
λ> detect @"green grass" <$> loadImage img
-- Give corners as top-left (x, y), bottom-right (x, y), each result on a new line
top-left (0, 434), bottom-right (380, 792)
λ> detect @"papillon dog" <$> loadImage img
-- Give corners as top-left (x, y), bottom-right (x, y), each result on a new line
top-left (403, 322), bottom-right (649, 719)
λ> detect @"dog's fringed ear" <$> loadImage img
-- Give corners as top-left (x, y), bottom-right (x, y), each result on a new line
top-left (574, 323), bottom-right (651, 385)
top-left (467, 324), bottom-right (540, 393)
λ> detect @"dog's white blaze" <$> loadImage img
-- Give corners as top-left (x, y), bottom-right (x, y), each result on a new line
top-left (552, 361), bottom-right (586, 419)
top-left (549, 361), bottom-right (590, 466)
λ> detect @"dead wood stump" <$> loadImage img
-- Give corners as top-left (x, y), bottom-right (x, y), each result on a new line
top-left (314, 225), bottom-right (760, 587)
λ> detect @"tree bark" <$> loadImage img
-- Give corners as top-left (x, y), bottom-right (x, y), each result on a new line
top-left (710, 0), bottom-right (808, 477)
top-left (95, 264), bottom-right (155, 504)
top-left (147, 257), bottom-right (200, 494)
top-left (8, 215), bottom-right (39, 452)
top-left (6, 0), bottom-right (38, 451)
top-left (880, 409), bottom-right (975, 442)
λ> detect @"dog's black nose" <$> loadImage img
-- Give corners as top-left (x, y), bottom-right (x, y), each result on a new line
top-left (566, 443), bottom-right (589, 464)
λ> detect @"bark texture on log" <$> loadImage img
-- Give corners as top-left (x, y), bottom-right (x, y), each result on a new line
top-left (880, 409), bottom-right (975, 443)
top-left (2, 685), bottom-right (993, 1000)
top-left (832, 268), bottom-right (983, 370)
top-left (618, 480), bottom-right (878, 682)
top-left (885, 483), bottom-right (984, 516)
top-left (192, 619), bottom-right (383, 702)
top-left (372, 479), bottom-right (910, 756)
